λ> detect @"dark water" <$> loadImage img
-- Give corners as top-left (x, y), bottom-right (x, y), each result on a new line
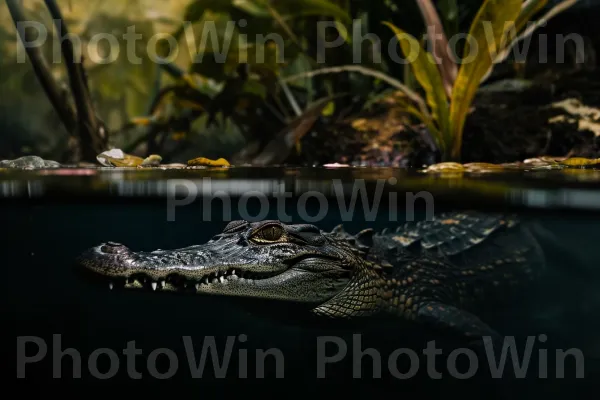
top-left (2, 167), bottom-right (600, 398)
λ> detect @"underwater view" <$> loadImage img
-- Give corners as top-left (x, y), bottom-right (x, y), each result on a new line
top-left (2, 0), bottom-right (600, 398)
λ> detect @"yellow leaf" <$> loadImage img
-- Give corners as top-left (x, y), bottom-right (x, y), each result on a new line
top-left (322, 101), bottom-right (335, 117)
top-left (129, 117), bottom-right (152, 126)
top-left (560, 158), bottom-right (600, 167)
top-left (424, 162), bottom-right (465, 172)
top-left (351, 118), bottom-right (369, 131)
top-left (141, 155), bottom-right (163, 166)
top-left (449, 0), bottom-right (522, 160)
top-left (188, 157), bottom-right (231, 167)
top-left (102, 154), bottom-right (145, 167)
top-left (171, 132), bottom-right (187, 141)
top-left (383, 22), bottom-right (451, 155)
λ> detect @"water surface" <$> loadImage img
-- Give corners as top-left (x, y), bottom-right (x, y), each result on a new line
top-left (2, 166), bottom-right (600, 397)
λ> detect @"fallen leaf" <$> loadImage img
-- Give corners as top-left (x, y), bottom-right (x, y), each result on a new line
top-left (423, 162), bottom-right (465, 172)
top-left (463, 162), bottom-right (505, 173)
top-left (187, 157), bottom-right (231, 167)
top-left (97, 148), bottom-right (145, 167)
top-left (142, 155), bottom-right (163, 166)
top-left (559, 157), bottom-right (600, 167)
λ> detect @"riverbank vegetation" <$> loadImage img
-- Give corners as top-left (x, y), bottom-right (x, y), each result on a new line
top-left (1, 0), bottom-right (598, 168)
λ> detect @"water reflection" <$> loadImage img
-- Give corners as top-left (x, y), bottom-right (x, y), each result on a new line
top-left (1, 167), bottom-right (600, 212)
top-left (0, 180), bottom-right (44, 198)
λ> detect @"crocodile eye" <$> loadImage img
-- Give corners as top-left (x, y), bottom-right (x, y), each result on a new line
top-left (251, 224), bottom-right (285, 243)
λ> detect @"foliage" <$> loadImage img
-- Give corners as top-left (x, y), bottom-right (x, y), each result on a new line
top-left (170, 0), bottom-right (353, 93)
top-left (384, 0), bottom-right (579, 162)
top-left (0, 0), bottom-right (191, 156)
top-left (127, 0), bottom-right (369, 161)
top-left (1, 0), bottom-right (584, 164)
top-left (438, 0), bottom-right (460, 38)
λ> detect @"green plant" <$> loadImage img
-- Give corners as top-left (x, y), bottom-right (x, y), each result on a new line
top-left (384, 0), bottom-right (578, 162)
top-left (140, 0), bottom-right (359, 159)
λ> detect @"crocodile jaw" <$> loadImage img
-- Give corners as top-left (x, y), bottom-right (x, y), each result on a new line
top-left (77, 242), bottom-right (350, 304)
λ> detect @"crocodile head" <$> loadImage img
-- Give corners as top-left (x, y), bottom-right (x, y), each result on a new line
top-left (77, 220), bottom-right (385, 315)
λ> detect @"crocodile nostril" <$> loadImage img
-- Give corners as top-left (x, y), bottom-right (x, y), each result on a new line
top-left (101, 242), bottom-right (128, 254)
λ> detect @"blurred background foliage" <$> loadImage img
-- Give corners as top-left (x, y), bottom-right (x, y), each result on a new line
top-left (0, 0), bottom-right (594, 164)
top-left (0, 0), bottom-right (445, 163)
top-left (1, 0), bottom-right (191, 160)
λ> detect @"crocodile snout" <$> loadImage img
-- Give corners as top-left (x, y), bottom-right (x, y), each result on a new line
top-left (100, 242), bottom-right (129, 254)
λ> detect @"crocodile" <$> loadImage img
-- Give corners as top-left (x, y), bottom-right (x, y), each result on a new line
top-left (77, 210), bottom-right (547, 353)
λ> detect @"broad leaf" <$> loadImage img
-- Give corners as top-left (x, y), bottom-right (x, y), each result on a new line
top-left (449, 0), bottom-right (522, 160)
top-left (483, 0), bottom-right (576, 83)
top-left (384, 22), bottom-right (451, 154)
top-left (415, 0), bottom-right (457, 97)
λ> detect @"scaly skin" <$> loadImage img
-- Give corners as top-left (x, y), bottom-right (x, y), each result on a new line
top-left (77, 211), bottom-right (545, 348)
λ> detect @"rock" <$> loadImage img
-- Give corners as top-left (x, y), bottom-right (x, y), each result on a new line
top-left (0, 156), bottom-right (61, 169)
top-left (323, 163), bottom-right (350, 168)
top-left (160, 163), bottom-right (187, 169)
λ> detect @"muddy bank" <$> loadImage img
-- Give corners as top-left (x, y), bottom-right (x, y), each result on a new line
top-left (289, 69), bottom-right (600, 167)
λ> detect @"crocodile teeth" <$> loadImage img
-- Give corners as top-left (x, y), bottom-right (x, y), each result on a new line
top-left (219, 276), bottom-right (225, 283)
top-left (231, 269), bottom-right (235, 275)
top-left (160, 280), bottom-right (166, 287)
top-left (109, 282), bottom-right (114, 290)
top-left (151, 282), bottom-right (157, 291)
top-left (195, 283), bottom-right (200, 290)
